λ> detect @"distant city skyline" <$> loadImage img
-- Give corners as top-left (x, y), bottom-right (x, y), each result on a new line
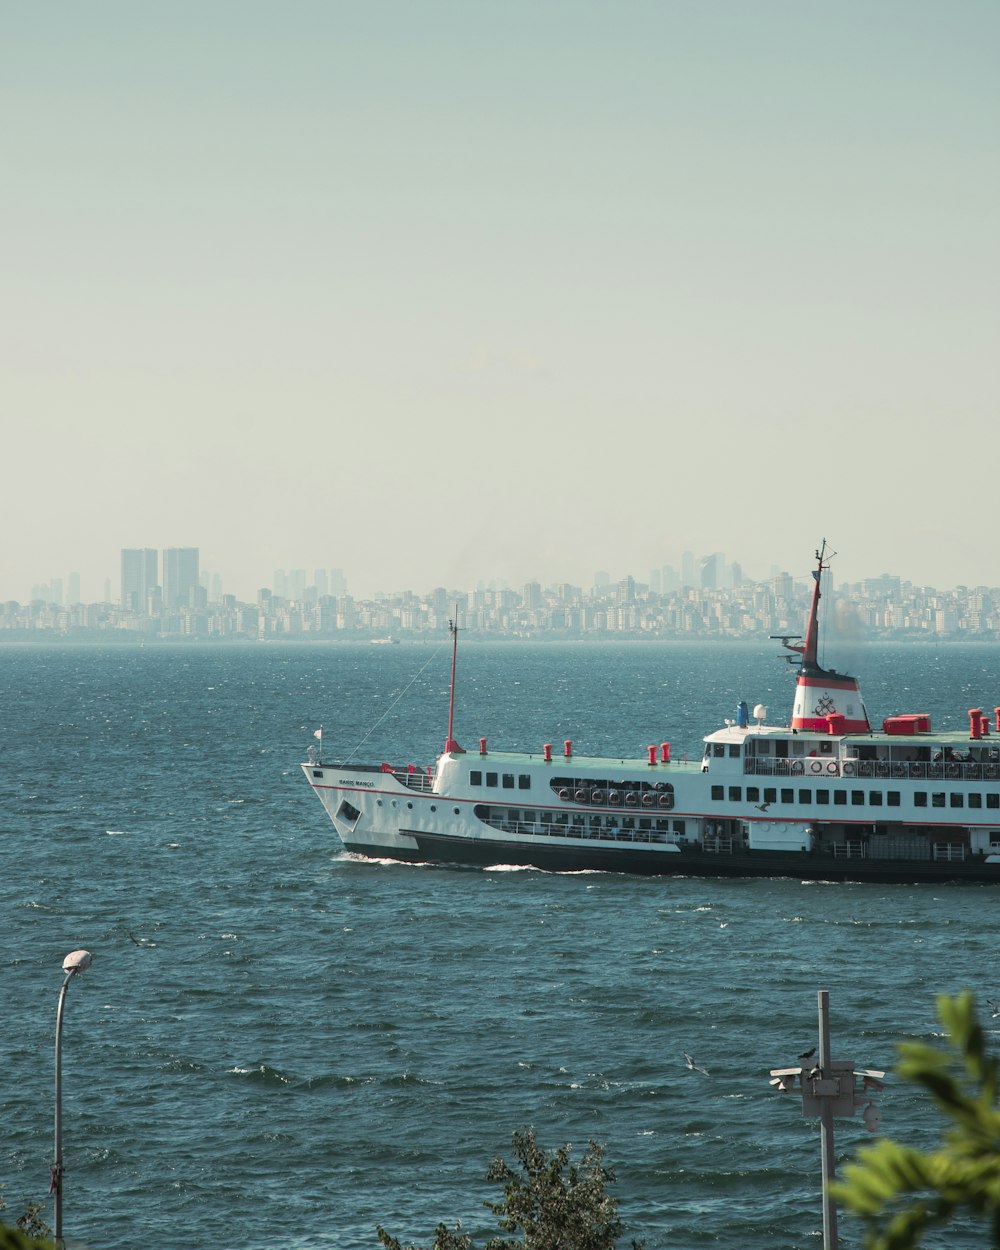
top-left (4, 5), bottom-right (997, 607)
top-left (13, 542), bottom-right (1000, 610)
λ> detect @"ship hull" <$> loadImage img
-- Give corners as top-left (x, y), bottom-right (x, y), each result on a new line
top-left (344, 830), bottom-right (1000, 884)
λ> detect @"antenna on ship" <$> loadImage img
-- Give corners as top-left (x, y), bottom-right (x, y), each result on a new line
top-left (444, 613), bottom-right (465, 754)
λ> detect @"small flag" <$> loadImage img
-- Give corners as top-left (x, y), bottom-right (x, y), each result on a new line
top-left (313, 729), bottom-right (322, 740)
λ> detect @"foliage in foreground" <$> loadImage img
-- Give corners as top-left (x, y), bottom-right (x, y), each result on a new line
top-left (0, 1230), bottom-right (55, 1250)
top-left (376, 1127), bottom-right (643, 1250)
top-left (834, 991), bottom-right (1000, 1250)
top-left (0, 1188), bottom-right (53, 1249)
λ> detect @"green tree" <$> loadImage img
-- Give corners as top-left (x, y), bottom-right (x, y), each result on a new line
top-left (834, 990), bottom-right (1000, 1249)
top-left (376, 1128), bottom-right (643, 1250)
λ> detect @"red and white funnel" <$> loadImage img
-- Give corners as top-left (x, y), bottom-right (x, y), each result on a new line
top-left (774, 543), bottom-right (870, 734)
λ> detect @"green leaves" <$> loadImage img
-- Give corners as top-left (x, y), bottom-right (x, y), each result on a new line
top-left (833, 992), bottom-right (1000, 1250)
top-left (376, 1128), bottom-right (642, 1250)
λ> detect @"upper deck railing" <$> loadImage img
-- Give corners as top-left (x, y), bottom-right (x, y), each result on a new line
top-left (745, 758), bottom-right (1000, 782)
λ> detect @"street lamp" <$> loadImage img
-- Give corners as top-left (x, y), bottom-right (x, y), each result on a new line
top-left (53, 949), bottom-right (93, 1247)
top-left (769, 989), bottom-right (885, 1250)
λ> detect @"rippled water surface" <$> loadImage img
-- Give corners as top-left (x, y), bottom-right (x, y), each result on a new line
top-left (3, 639), bottom-right (1000, 1249)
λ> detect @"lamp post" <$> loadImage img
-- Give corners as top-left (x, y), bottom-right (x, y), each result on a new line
top-left (53, 949), bottom-right (93, 1247)
top-left (769, 990), bottom-right (885, 1250)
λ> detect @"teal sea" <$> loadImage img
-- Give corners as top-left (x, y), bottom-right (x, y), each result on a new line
top-left (3, 639), bottom-right (1000, 1249)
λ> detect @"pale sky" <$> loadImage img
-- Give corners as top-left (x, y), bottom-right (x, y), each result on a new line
top-left (4, 2), bottom-right (998, 603)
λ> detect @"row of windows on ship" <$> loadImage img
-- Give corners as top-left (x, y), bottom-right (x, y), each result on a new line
top-left (711, 783), bottom-right (1000, 810)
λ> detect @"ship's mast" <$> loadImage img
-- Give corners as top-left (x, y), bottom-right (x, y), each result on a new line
top-left (800, 539), bottom-right (828, 674)
top-left (774, 540), bottom-right (871, 734)
top-left (444, 615), bottom-right (464, 754)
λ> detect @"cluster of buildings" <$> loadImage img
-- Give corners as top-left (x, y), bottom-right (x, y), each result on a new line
top-left (2, 549), bottom-right (1000, 642)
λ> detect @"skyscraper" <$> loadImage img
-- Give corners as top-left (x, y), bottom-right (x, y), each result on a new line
top-left (121, 548), bottom-right (158, 611)
top-left (162, 548), bottom-right (199, 610)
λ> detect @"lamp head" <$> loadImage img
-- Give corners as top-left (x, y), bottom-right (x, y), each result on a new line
top-left (62, 950), bottom-right (93, 974)
top-left (862, 1102), bottom-right (882, 1133)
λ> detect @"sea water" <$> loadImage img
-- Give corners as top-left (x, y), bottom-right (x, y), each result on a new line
top-left (3, 639), bottom-right (1000, 1250)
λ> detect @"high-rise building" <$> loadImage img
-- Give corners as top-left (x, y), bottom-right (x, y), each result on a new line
top-left (121, 548), bottom-right (158, 611)
top-left (162, 548), bottom-right (199, 610)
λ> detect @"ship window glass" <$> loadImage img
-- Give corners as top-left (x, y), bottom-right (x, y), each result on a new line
top-left (518, 774), bottom-right (530, 789)
top-left (950, 793), bottom-right (964, 808)
top-left (969, 792), bottom-right (982, 808)
top-left (713, 744), bottom-right (725, 757)
top-left (915, 792), bottom-right (927, 807)
top-left (816, 790), bottom-right (830, 804)
top-left (819, 741), bottom-right (833, 755)
top-left (888, 791), bottom-right (901, 806)
top-left (852, 791), bottom-right (865, 805)
top-left (869, 791), bottom-right (883, 806)
top-left (755, 741), bottom-right (771, 755)
top-left (711, 785), bottom-right (724, 800)
top-left (834, 791), bottom-right (847, 806)
top-left (798, 789), bottom-right (811, 804)
top-left (729, 786), bottom-right (741, 801)
top-left (311, 769), bottom-right (323, 778)
top-left (502, 773), bottom-right (515, 788)
top-left (764, 788), bottom-right (777, 803)
top-left (672, 820), bottom-right (685, 835)
top-left (989, 794), bottom-right (1000, 809)
top-left (486, 772), bottom-right (498, 787)
top-left (729, 745), bottom-right (741, 758)
top-left (470, 770), bottom-right (482, 785)
top-left (747, 787), bottom-right (760, 802)
top-left (781, 788), bottom-right (793, 804)
top-left (932, 792), bottom-right (945, 808)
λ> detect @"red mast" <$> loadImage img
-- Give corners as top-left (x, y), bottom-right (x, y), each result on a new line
top-left (444, 616), bottom-right (465, 754)
top-left (801, 540), bottom-right (827, 672)
top-left (773, 541), bottom-right (871, 733)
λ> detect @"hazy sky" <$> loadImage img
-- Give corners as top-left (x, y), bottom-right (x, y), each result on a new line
top-left (4, 2), bottom-right (997, 603)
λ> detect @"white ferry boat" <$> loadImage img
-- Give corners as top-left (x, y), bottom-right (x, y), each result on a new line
top-left (302, 545), bottom-right (1000, 882)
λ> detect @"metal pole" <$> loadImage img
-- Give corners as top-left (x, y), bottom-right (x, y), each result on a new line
top-left (53, 973), bottom-right (70, 1246)
top-left (817, 989), bottom-right (838, 1250)
top-left (53, 950), bottom-right (92, 1249)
